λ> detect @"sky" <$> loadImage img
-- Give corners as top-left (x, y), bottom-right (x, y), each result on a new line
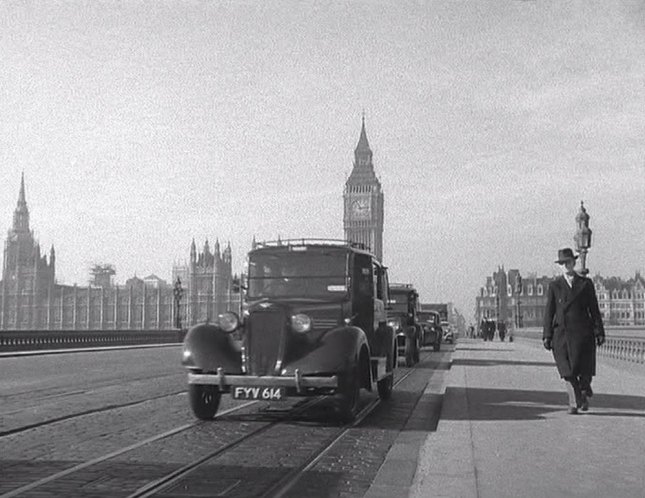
top-left (1, 0), bottom-right (645, 321)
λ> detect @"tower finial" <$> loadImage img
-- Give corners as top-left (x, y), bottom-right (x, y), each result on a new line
top-left (19, 172), bottom-right (26, 204)
top-left (355, 114), bottom-right (370, 153)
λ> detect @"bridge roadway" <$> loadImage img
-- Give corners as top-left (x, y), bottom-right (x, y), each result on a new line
top-left (1, 339), bottom-right (643, 497)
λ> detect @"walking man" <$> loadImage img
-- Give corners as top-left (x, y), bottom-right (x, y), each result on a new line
top-left (543, 248), bottom-right (605, 414)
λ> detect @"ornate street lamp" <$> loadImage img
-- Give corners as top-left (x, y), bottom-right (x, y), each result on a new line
top-left (574, 201), bottom-right (592, 275)
top-left (173, 277), bottom-right (184, 330)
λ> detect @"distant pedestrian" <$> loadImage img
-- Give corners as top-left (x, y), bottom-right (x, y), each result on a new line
top-left (543, 248), bottom-right (605, 414)
top-left (487, 320), bottom-right (495, 341)
top-left (497, 321), bottom-right (506, 342)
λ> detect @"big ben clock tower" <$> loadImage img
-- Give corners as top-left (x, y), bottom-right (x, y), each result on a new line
top-left (343, 117), bottom-right (384, 261)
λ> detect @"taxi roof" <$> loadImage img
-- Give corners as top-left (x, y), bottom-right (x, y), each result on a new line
top-left (249, 238), bottom-right (377, 260)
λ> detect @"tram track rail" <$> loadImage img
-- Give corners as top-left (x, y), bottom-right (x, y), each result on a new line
top-left (0, 400), bottom-right (259, 498)
top-left (128, 357), bottom-right (423, 498)
top-left (0, 371), bottom-right (184, 401)
top-left (0, 389), bottom-right (187, 438)
top-left (1, 351), bottom-right (438, 498)
top-left (0, 393), bottom-right (327, 498)
top-left (128, 396), bottom-right (331, 498)
top-left (261, 364), bottom-right (419, 498)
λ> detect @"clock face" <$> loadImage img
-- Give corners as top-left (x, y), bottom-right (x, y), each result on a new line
top-left (351, 199), bottom-right (370, 218)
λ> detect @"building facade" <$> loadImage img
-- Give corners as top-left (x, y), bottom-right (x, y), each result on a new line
top-left (475, 267), bottom-right (645, 329)
top-left (0, 175), bottom-right (235, 330)
top-left (172, 238), bottom-right (235, 326)
top-left (476, 268), bottom-right (559, 329)
top-left (343, 117), bottom-right (384, 262)
top-left (592, 273), bottom-right (645, 326)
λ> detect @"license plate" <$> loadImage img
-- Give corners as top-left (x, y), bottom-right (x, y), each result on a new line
top-left (232, 386), bottom-right (286, 401)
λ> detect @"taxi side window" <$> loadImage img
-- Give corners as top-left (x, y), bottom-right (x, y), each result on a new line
top-left (373, 263), bottom-right (387, 301)
top-left (373, 264), bottom-right (379, 297)
top-left (357, 265), bottom-right (372, 296)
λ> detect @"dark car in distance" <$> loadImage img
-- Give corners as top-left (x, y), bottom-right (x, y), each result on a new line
top-left (181, 239), bottom-right (397, 423)
top-left (442, 322), bottom-right (455, 344)
top-left (418, 310), bottom-right (442, 351)
top-left (388, 283), bottom-right (422, 367)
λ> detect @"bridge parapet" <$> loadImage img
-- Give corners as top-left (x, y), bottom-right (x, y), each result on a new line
top-left (0, 329), bottom-right (185, 352)
top-left (513, 326), bottom-right (645, 365)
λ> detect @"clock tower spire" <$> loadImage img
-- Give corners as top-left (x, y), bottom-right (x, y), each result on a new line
top-left (343, 116), bottom-right (384, 261)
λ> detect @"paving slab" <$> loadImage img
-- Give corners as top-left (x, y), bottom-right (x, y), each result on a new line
top-left (410, 339), bottom-right (645, 498)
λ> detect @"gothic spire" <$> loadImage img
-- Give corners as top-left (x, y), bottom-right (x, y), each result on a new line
top-left (18, 172), bottom-right (26, 206)
top-left (190, 238), bottom-right (196, 263)
top-left (355, 114), bottom-right (371, 154)
top-left (12, 172), bottom-right (30, 233)
top-left (347, 116), bottom-right (377, 186)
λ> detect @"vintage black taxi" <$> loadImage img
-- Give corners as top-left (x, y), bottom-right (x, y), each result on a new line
top-left (387, 283), bottom-right (422, 367)
top-left (181, 239), bottom-right (396, 422)
top-left (418, 309), bottom-right (442, 352)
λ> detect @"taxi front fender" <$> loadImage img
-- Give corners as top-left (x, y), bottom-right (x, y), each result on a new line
top-left (181, 323), bottom-right (243, 373)
top-left (282, 326), bottom-right (368, 375)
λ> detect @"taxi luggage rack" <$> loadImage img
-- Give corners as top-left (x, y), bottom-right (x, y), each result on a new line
top-left (390, 282), bottom-right (417, 290)
top-left (254, 238), bottom-right (370, 251)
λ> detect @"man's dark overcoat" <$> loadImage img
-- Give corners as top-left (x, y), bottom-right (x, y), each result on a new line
top-left (543, 274), bottom-right (605, 378)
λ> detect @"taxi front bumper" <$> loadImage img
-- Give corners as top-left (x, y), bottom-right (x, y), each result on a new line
top-left (188, 368), bottom-right (339, 393)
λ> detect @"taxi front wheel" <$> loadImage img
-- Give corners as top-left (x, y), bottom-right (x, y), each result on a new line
top-left (337, 365), bottom-right (360, 423)
top-left (377, 348), bottom-right (394, 400)
top-left (189, 384), bottom-right (221, 420)
top-left (404, 338), bottom-right (415, 367)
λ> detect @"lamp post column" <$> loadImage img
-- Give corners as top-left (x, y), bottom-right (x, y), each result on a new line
top-left (574, 201), bottom-right (592, 276)
top-left (515, 274), bottom-right (522, 329)
top-left (173, 277), bottom-right (184, 330)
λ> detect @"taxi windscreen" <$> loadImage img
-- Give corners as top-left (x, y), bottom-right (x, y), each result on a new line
top-left (418, 312), bottom-right (439, 325)
top-left (247, 250), bottom-right (348, 298)
top-left (388, 292), bottom-right (411, 313)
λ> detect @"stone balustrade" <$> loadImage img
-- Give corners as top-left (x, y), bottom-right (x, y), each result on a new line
top-left (599, 335), bottom-right (645, 364)
top-left (0, 329), bottom-right (185, 352)
top-left (512, 326), bottom-right (645, 365)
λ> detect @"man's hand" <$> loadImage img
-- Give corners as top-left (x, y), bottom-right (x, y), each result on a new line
top-left (596, 335), bottom-right (605, 347)
top-left (543, 338), bottom-right (552, 350)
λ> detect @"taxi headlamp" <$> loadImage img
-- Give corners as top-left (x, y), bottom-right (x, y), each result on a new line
top-left (217, 311), bottom-right (240, 333)
top-left (291, 313), bottom-right (312, 333)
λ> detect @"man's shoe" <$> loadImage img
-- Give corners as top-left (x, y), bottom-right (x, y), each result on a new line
top-left (580, 393), bottom-right (589, 412)
top-left (568, 407), bottom-right (578, 415)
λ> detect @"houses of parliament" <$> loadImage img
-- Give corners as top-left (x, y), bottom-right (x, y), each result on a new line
top-left (0, 175), bottom-right (236, 331)
top-left (0, 119), bottom-right (385, 330)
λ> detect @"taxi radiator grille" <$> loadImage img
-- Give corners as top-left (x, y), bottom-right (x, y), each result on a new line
top-left (247, 310), bottom-right (286, 376)
top-left (313, 319), bottom-right (338, 330)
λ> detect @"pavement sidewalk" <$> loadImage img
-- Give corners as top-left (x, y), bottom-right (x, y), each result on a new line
top-left (409, 339), bottom-right (645, 498)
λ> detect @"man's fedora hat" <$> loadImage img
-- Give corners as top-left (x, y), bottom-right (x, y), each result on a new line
top-left (555, 248), bottom-right (578, 264)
